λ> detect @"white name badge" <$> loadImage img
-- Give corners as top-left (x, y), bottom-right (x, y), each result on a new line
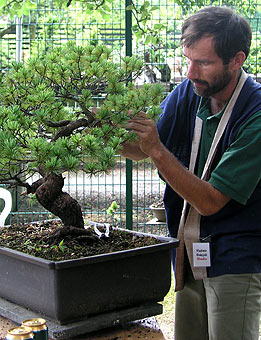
top-left (193, 243), bottom-right (211, 267)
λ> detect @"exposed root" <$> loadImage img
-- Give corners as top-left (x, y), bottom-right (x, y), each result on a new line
top-left (43, 225), bottom-right (100, 245)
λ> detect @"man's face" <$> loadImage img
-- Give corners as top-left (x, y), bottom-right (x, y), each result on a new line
top-left (183, 36), bottom-right (233, 98)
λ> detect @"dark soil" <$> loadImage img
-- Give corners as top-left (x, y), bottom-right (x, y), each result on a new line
top-left (0, 220), bottom-right (162, 261)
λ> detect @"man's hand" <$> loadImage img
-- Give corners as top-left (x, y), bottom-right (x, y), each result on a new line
top-left (127, 112), bottom-right (163, 158)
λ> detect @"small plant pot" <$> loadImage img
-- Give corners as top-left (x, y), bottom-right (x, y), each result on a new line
top-left (150, 204), bottom-right (166, 222)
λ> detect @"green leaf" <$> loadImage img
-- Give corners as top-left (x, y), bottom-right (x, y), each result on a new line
top-left (63, 156), bottom-right (79, 170)
top-left (126, 4), bottom-right (134, 10)
top-left (144, 35), bottom-right (152, 44)
top-left (153, 23), bottom-right (164, 30)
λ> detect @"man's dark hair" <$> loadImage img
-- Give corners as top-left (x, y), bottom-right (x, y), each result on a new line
top-left (180, 6), bottom-right (252, 64)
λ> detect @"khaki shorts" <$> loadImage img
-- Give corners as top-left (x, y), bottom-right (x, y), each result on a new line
top-left (175, 265), bottom-right (261, 340)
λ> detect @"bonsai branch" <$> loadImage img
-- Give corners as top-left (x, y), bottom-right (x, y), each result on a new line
top-left (51, 118), bottom-right (89, 141)
top-left (46, 120), bottom-right (72, 128)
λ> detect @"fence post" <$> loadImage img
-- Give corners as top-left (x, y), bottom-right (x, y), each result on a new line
top-left (125, 0), bottom-right (133, 230)
top-left (15, 15), bottom-right (23, 62)
top-left (9, 15), bottom-right (24, 219)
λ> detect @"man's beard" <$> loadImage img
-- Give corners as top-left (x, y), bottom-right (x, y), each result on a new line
top-left (191, 66), bottom-right (232, 97)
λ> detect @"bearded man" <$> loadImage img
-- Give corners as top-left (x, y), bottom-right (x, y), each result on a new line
top-left (121, 6), bottom-right (261, 340)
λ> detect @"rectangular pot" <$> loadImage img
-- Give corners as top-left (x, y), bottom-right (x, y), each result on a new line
top-left (0, 228), bottom-right (179, 324)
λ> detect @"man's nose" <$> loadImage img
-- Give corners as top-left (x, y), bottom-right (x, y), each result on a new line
top-left (187, 61), bottom-right (199, 80)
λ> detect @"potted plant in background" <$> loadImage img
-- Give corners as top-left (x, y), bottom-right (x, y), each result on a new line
top-left (0, 42), bottom-right (178, 327)
top-left (150, 199), bottom-right (166, 222)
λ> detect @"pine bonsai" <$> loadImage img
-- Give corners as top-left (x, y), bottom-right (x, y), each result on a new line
top-left (0, 42), bottom-right (163, 240)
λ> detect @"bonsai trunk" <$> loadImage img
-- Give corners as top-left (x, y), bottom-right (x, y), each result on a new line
top-left (26, 173), bottom-right (100, 245)
top-left (31, 173), bottom-right (84, 228)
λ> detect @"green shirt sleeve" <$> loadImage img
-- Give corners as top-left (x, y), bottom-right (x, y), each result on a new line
top-left (209, 110), bottom-right (261, 205)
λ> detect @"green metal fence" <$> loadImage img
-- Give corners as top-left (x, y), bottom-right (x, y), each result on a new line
top-left (0, 0), bottom-right (260, 234)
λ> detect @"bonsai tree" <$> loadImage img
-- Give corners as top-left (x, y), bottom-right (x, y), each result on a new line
top-left (0, 42), bottom-right (163, 239)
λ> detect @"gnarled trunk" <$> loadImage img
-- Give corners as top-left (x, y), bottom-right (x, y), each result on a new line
top-left (31, 173), bottom-right (84, 228)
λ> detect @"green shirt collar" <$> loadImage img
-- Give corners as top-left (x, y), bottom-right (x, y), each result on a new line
top-left (197, 97), bottom-right (226, 121)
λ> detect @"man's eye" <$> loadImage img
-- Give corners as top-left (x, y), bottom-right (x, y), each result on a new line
top-left (200, 61), bottom-right (209, 66)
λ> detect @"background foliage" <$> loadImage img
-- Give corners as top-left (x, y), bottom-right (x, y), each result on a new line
top-left (0, 0), bottom-right (260, 79)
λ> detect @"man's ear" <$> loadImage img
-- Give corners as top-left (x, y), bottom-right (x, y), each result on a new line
top-left (231, 51), bottom-right (246, 70)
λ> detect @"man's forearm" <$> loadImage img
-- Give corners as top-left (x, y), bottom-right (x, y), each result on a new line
top-left (149, 143), bottom-right (230, 216)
